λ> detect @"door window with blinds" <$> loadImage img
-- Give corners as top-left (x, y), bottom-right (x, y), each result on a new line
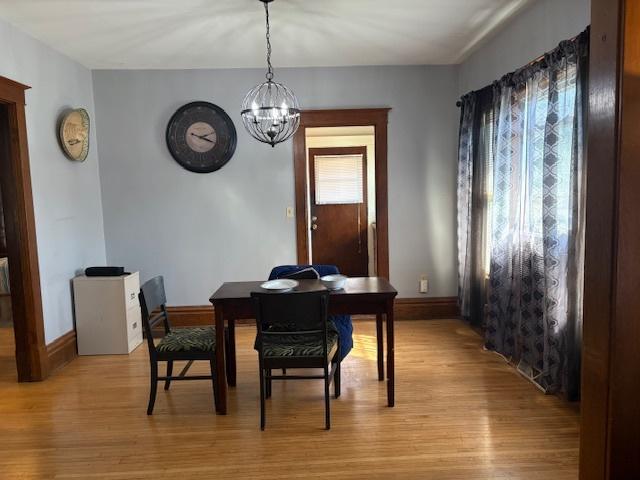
top-left (313, 154), bottom-right (364, 204)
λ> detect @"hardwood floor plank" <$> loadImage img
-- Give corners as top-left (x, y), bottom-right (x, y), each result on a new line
top-left (0, 321), bottom-right (579, 479)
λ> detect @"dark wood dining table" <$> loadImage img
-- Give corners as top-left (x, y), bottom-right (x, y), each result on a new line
top-left (209, 277), bottom-right (398, 415)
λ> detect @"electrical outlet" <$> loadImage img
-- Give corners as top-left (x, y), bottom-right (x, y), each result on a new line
top-left (419, 274), bottom-right (428, 294)
top-left (286, 207), bottom-right (294, 218)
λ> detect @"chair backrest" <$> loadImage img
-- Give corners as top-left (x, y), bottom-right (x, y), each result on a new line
top-left (269, 264), bottom-right (339, 281)
top-left (280, 267), bottom-right (319, 280)
top-left (251, 290), bottom-right (330, 356)
top-left (139, 275), bottom-right (171, 355)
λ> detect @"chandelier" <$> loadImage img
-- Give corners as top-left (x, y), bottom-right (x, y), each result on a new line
top-left (241, 0), bottom-right (300, 147)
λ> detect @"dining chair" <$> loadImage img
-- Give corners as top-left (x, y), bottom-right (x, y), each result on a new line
top-left (139, 275), bottom-right (228, 415)
top-left (269, 266), bottom-right (320, 377)
top-left (269, 265), bottom-right (353, 361)
top-left (252, 289), bottom-right (341, 430)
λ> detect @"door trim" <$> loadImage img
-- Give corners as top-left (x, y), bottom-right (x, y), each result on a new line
top-left (0, 75), bottom-right (48, 381)
top-left (580, 1), bottom-right (640, 478)
top-left (293, 108), bottom-right (390, 279)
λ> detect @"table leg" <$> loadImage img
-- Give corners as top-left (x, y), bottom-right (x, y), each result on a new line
top-left (386, 300), bottom-right (395, 407)
top-left (376, 313), bottom-right (384, 381)
top-left (214, 305), bottom-right (227, 414)
top-left (226, 318), bottom-right (237, 387)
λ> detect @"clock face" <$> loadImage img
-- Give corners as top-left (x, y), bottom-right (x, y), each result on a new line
top-left (60, 108), bottom-right (90, 162)
top-left (166, 102), bottom-right (237, 173)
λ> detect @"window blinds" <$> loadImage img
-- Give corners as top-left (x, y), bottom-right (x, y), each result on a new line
top-left (314, 154), bottom-right (364, 205)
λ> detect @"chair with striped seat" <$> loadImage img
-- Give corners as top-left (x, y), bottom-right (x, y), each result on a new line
top-left (252, 289), bottom-right (341, 430)
top-left (139, 275), bottom-right (229, 415)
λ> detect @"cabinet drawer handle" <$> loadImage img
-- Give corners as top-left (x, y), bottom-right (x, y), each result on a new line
top-left (132, 322), bottom-right (137, 330)
top-left (130, 292), bottom-right (136, 300)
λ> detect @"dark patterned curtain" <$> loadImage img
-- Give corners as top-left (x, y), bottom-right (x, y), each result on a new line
top-left (457, 30), bottom-right (588, 399)
top-left (457, 94), bottom-right (476, 321)
top-left (457, 89), bottom-right (493, 327)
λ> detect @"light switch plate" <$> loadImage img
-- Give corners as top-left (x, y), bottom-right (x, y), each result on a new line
top-left (286, 207), bottom-right (294, 218)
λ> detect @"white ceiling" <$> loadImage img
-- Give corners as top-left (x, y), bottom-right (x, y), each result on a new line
top-left (0, 0), bottom-right (533, 70)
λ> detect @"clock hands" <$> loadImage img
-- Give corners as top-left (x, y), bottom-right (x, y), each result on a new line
top-left (190, 132), bottom-right (215, 143)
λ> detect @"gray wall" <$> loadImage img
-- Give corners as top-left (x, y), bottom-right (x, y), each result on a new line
top-left (0, 0), bottom-right (592, 337)
top-left (459, 0), bottom-right (591, 94)
top-left (92, 65), bottom-right (460, 302)
top-left (0, 18), bottom-right (107, 343)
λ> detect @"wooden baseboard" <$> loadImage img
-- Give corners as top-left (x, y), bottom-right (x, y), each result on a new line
top-left (394, 297), bottom-right (459, 320)
top-left (148, 306), bottom-right (217, 336)
top-left (165, 305), bottom-right (216, 326)
top-left (163, 297), bottom-right (459, 327)
top-left (46, 330), bottom-right (77, 374)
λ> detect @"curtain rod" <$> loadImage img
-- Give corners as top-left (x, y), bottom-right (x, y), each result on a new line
top-left (456, 28), bottom-right (588, 107)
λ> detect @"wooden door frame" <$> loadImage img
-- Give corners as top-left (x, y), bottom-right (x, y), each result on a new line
top-left (293, 108), bottom-right (390, 279)
top-left (580, 0), bottom-right (640, 478)
top-left (0, 75), bottom-right (48, 381)
top-left (308, 146), bottom-right (369, 276)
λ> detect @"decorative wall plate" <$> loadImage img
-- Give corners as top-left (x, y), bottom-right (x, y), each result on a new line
top-left (166, 102), bottom-right (237, 173)
top-left (59, 108), bottom-right (90, 162)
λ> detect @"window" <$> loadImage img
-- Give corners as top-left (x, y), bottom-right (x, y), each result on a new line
top-left (314, 154), bottom-right (364, 205)
top-left (480, 66), bottom-right (579, 274)
top-left (478, 107), bottom-right (494, 276)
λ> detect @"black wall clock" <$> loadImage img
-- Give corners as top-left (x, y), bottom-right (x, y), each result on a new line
top-left (166, 101), bottom-right (237, 173)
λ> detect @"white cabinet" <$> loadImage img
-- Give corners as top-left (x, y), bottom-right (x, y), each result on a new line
top-left (73, 272), bottom-right (143, 355)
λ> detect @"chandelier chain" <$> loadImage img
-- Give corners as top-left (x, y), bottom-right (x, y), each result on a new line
top-left (264, 1), bottom-right (274, 81)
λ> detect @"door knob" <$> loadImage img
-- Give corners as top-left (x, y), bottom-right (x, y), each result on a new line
top-left (311, 216), bottom-right (318, 222)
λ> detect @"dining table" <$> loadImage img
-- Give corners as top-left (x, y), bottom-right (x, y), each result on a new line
top-left (209, 276), bottom-right (398, 415)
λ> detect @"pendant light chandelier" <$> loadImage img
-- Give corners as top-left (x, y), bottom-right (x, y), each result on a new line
top-left (241, 0), bottom-right (300, 147)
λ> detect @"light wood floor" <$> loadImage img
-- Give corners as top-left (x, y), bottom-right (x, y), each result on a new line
top-left (0, 320), bottom-right (579, 479)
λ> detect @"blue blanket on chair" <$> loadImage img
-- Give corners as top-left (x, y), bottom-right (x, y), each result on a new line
top-left (268, 265), bottom-right (353, 360)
